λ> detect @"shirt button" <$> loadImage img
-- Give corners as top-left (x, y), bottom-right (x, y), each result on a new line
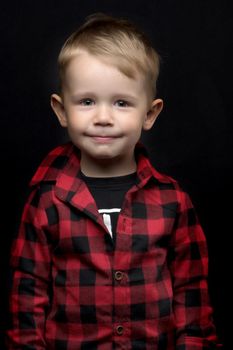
top-left (116, 325), bottom-right (124, 335)
top-left (115, 271), bottom-right (124, 281)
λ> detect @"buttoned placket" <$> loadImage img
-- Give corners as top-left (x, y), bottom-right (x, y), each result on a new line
top-left (114, 270), bottom-right (126, 336)
top-left (112, 206), bottom-right (133, 348)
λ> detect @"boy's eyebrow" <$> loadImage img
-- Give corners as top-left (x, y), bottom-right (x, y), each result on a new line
top-left (111, 93), bottom-right (139, 101)
top-left (70, 92), bottom-right (139, 101)
top-left (70, 92), bottom-right (95, 100)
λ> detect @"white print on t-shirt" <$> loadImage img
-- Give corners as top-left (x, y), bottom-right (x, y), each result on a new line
top-left (98, 208), bottom-right (121, 238)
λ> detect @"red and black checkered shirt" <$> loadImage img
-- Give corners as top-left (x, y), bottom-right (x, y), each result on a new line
top-left (6, 142), bottom-right (221, 349)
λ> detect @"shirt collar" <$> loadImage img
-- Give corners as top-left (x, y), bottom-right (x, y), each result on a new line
top-left (29, 141), bottom-right (172, 190)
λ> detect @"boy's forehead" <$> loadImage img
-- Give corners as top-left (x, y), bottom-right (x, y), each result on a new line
top-left (64, 51), bottom-right (147, 94)
top-left (65, 50), bottom-right (132, 78)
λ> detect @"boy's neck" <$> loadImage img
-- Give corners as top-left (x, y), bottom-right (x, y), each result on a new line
top-left (80, 155), bottom-right (137, 178)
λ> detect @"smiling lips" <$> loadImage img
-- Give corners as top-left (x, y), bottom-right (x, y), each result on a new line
top-left (86, 134), bottom-right (121, 143)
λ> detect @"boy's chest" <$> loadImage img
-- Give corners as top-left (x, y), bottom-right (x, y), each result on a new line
top-left (50, 188), bottom-right (177, 273)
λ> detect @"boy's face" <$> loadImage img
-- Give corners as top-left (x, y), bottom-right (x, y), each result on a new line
top-left (51, 51), bottom-right (163, 176)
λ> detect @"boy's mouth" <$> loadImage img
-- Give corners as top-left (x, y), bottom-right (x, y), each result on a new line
top-left (85, 132), bottom-right (122, 142)
top-left (90, 135), bottom-right (118, 143)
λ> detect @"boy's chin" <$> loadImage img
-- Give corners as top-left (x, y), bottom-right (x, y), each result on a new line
top-left (84, 151), bottom-right (127, 164)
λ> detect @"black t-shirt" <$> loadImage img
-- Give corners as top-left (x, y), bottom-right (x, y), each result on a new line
top-left (80, 172), bottom-right (137, 242)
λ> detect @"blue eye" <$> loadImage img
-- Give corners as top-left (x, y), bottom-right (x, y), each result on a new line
top-left (80, 99), bottom-right (94, 106)
top-left (116, 100), bottom-right (129, 107)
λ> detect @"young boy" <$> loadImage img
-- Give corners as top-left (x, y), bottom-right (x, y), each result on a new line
top-left (7, 13), bottom-right (221, 349)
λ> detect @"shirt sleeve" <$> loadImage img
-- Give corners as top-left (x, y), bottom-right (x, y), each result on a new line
top-left (6, 186), bottom-right (52, 349)
top-left (169, 190), bottom-right (222, 349)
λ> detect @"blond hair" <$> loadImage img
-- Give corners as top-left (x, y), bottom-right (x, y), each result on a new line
top-left (58, 13), bottom-right (161, 99)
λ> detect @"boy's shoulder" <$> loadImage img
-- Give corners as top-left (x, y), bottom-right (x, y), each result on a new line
top-left (135, 144), bottom-right (190, 207)
top-left (135, 143), bottom-right (178, 186)
top-left (149, 165), bottom-right (186, 201)
top-left (29, 142), bottom-right (77, 186)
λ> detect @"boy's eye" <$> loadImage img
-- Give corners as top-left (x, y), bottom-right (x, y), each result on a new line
top-left (115, 100), bottom-right (129, 107)
top-left (80, 98), bottom-right (94, 106)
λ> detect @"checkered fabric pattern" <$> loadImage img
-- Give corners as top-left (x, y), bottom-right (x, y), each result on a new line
top-left (6, 142), bottom-right (221, 349)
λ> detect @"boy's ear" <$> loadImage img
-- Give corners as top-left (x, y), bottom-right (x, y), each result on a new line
top-left (50, 94), bottom-right (68, 127)
top-left (143, 98), bottom-right (163, 130)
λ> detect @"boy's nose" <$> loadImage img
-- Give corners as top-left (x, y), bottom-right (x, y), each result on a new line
top-left (93, 105), bottom-right (114, 125)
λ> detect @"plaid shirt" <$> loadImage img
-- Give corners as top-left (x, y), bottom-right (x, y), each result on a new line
top-left (7, 142), bottom-right (221, 349)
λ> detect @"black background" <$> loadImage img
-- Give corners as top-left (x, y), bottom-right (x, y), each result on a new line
top-left (1, 1), bottom-right (232, 349)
